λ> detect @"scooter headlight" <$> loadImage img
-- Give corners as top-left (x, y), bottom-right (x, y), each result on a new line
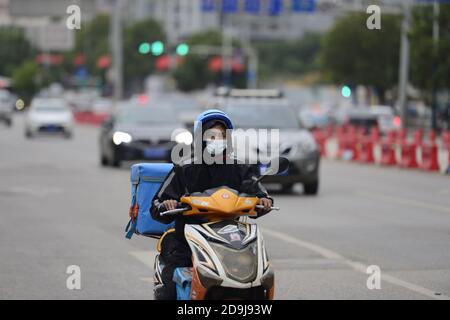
top-left (210, 242), bottom-right (258, 283)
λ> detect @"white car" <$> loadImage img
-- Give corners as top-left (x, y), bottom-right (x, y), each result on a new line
top-left (25, 98), bottom-right (74, 138)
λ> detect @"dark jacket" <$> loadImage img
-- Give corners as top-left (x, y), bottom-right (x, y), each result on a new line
top-left (151, 159), bottom-right (272, 240)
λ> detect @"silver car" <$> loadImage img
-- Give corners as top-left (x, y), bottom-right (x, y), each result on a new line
top-left (224, 101), bottom-right (320, 195)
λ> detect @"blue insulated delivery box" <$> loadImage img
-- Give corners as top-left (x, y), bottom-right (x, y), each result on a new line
top-left (126, 163), bottom-right (175, 239)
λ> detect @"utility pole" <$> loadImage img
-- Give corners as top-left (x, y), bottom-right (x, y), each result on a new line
top-left (239, 34), bottom-right (258, 89)
top-left (111, 0), bottom-right (123, 105)
top-left (431, 1), bottom-right (440, 130)
top-left (222, 17), bottom-right (233, 88)
top-left (398, 0), bottom-right (412, 128)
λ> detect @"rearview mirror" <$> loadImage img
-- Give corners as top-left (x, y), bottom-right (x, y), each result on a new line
top-left (261, 157), bottom-right (290, 177)
top-left (252, 157), bottom-right (290, 187)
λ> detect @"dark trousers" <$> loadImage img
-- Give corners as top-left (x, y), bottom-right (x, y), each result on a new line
top-left (156, 232), bottom-right (192, 300)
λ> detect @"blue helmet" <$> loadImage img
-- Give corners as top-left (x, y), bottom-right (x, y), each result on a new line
top-left (193, 109), bottom-right (234, 136)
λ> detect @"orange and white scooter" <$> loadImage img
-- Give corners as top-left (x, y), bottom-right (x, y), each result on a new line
top-left (153, 158), bottom-right (289, 300)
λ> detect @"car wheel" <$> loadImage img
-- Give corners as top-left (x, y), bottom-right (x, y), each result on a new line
top-left (304, 181), bottom-right (319, 195)
top-left (6, 118), bottom-right (12, 127)
top-left (100, 154), bottom-right (109, 167)
top-left (110, 154), bottom-right (121, 168)
top-left (64, 132), bottom-right (73, 139)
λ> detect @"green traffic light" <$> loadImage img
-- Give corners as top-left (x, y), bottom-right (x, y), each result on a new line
top-left (138, 42), bottom-right (150, 55)
top-left (176, 43), bottom-right (189, 56)
top-left (151, 41), bottom-right (164, 56)
top-left (341, 86), bottom-right (352, 98)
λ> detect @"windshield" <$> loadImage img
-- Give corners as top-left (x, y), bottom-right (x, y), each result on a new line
top-left (32, 101), bottom-right (68, 112)
top-left (225, 104), bottom-right (300, 129)
top-left (117, 107), bottom-right (177, 125)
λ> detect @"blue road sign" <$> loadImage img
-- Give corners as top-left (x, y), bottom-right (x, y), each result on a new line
top-left (245, 0), bottom-right (261, 14)
top-left (201, 0), bottom-right (215, 12)
top-left (222, 0), bottom-right (238, 13)
top-left (268, 0), bottom-right (283, 16)
top-left (292, 0), bottom-right (316, 13)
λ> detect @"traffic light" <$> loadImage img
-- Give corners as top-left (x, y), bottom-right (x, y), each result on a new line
top-left (341, 86), bottom-right (352, 98)
top-left (151, 41), bottom-right (164, 56)
top-left (138, 42), bottom-right (151, 55)
top-left (176, 43), bottom-right (189, 56)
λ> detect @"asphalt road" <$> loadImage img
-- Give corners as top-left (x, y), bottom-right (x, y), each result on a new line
top-left (1, 114), bottom-right (449, 300)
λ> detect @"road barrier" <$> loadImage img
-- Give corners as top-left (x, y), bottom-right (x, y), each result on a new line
top-left (380, 131), bottom-right (397, 166)
top-left (419, 131), bottom-right (440, 172)
top-left (357, 136), bottom-right (375, 163)
top-left (441, 131), bottom-right (450, 174)
top-left (311, 125), bottom-right (450, 174)
top-left (399, 141), bottom-right (418, 169)
top-left (74, 112), bottom-right (108, 126)
top-left (312, 128), bottom-right (328, 157)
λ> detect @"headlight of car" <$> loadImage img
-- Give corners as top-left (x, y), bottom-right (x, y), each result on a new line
top-left (113, 131), bottom-right (132, 145)
top-left (210, 242), bottom-right (258, 283)
top-left (175, 131), bottom-right (193, 145)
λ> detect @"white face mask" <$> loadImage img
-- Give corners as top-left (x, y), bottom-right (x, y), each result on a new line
top-left (206, 139), bottom-right (227, 156)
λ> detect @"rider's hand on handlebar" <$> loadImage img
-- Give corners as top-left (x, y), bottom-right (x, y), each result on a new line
top-left (258, 198), bottom-right (273, 214)
top-left (162, 200), bottom-right (178, 211)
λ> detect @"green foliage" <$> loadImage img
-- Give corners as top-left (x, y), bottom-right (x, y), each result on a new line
top-left (410, 4), bottom-right (450, 98)
top-left (174, 30), bottom-right (246, 91)
top-left (0, 27), bottom-right (35, 77)
top-left (72, 14), bottom-right (111, 76)
top-left (256, 33), bottom-right (322, 79)
top-left (320, 13), bottom-right (401, 96)
top-left (174, 30), bottom-right (221, 91)
top-left (123, 19), bottom-right (166, 87)
top-left (12, 61), bottom-right (39, 99)
top-left (71, 15), bottom-right (166, 91)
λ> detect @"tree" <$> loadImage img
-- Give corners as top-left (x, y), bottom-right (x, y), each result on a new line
top-left (256, 33), bottom-right (322, 80)
top-left (70, 15), bottom-right (166, 93)
top-left (174, 30), bottom-right (246, 92)
top-left (320, 13), bottom-right (401, 103)
top-left (410, 4), bottom-right (450, 102)
top-left (174, 30), bottom-right (220, 91)
top-left (0, 27), bottom-right (35, 76)
top-left (123, 19), bottom-right (166, 92)
top-left (72, 14), bottom-right (111, 77)
top-left (12, 61), bottom-right (39, 100)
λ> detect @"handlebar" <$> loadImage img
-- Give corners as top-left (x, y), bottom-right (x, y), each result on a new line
top-left (160, 204), bottom-right (280, 217)
top-left (255, 205), bottom-right (280, 211)
top-left (160, 206), bottom-right (190, 217)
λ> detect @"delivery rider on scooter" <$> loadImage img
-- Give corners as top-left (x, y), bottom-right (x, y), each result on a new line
top-left (151, 109), bottom-right (273, 300)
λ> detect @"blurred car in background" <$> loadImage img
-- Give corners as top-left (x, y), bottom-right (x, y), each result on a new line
top-left (25, 98), bottom-right (74, 138)
top-left (163, 94), bottom-right (203, 131)
top-left (345, 106), bottom-right (401, 133)
top-left (220, 89), bottom-right (320, 195)
top-left (99, 104), bottom-right (191, 167)
top-left (298, 108), bottom-right (332, 130)
top-left (0, 90), bottom-right (13, 127)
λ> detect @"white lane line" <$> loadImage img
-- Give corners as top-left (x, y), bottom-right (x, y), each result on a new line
top-left (129, 251), bottom-right (158, 270)
top-left (356, 191), bottom-right (450, 214)
top-left (263, 228), bottom-right (450, 300)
